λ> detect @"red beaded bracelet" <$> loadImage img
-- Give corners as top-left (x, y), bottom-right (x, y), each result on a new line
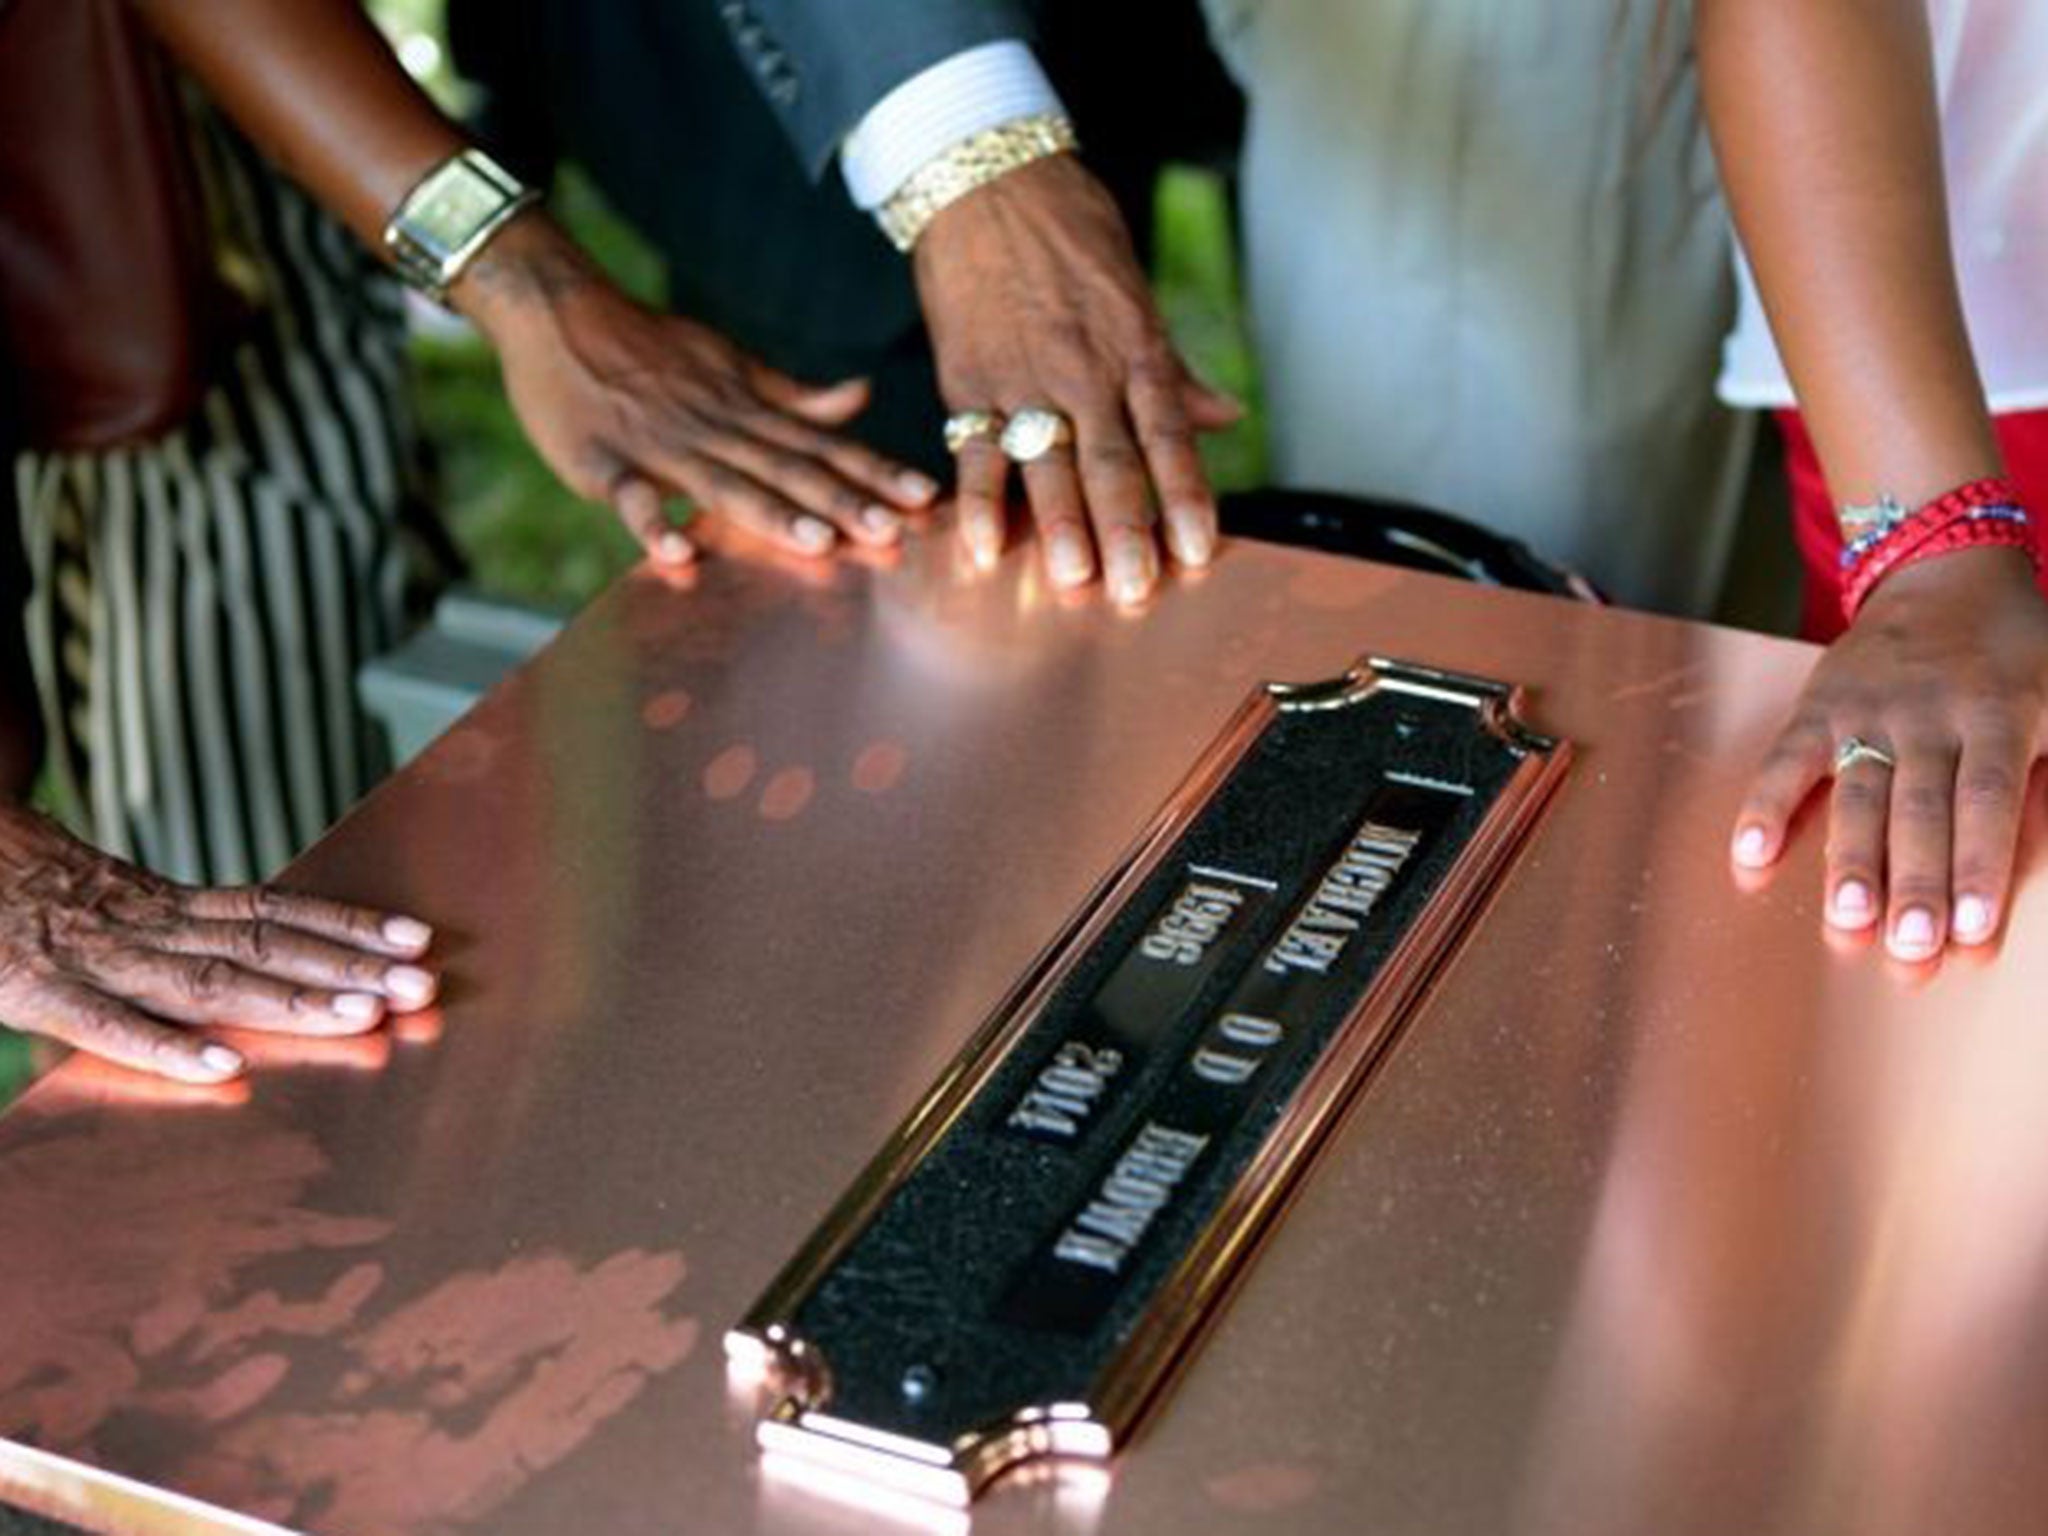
top-left (1839, 476), bottom-right (2039, 622)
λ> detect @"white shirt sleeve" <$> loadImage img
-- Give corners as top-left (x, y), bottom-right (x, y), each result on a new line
top-left (839, 40), bottom-right (1066, 211)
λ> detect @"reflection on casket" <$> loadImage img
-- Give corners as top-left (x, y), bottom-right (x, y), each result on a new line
top-left (4, 531), bottom-right (2047, 1536)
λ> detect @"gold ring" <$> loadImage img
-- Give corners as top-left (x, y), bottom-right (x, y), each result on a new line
top-left (943, 409), bottom-right (1004, 455)
top-left (999, 407), bottom-right (1076, 464)
top-left (1832, 735), bottom-right (1897, 776)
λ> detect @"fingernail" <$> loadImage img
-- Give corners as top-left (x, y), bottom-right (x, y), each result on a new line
top-left (793, 515), bottom-right (835, 554)
top-left (965, 519), bottom-right (1002, 571)
top-left (1107, 541), bottom-right (1157, 606)
top-left (383, 916), bottom-right (433, 951)
top-left (1954, 895), bottom-right (1995, 943)
top-left (335, 992), bottom-right (384, 1024)
top-left (658, 531), bottom-right (693, 565)
top-left (1733, 826), bottom-right (1771, 868)
top-left (1048, 529), bottom-right (1094, 589)
top-left (1168, 510), bottom-right (1216, 568)
top-left (386, 965), bottom-right (437, 1007)
top-left (861, 504), bottom-right (903, 540)
top-left (200, 1043), bottom-right (245, 1078)
top-left (897, 471), bottom-right (939, 505)
top-left (1891, 906), bottom-right (1939, 957)
top-left (1829, 879), bottom-right (1876, 928)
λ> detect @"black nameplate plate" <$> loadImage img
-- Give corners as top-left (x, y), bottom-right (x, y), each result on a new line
top-left (729, 659), bottom-right (1569, 1506)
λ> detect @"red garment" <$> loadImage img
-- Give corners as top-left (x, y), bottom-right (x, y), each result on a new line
top-left (1780, 408), bottom-right (2048, 642)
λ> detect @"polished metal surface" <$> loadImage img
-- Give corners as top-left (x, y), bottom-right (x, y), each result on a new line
top-left (5, 532), bottom-right (2048, 1536)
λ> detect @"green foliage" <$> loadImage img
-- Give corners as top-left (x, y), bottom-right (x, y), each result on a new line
top-left (1152, 166), bottom-right (1267, 493)
top-left (0, 1033), bottom-right (30, 1106)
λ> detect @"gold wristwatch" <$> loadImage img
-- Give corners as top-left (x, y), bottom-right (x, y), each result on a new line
top-left (382, 148), bottom-right (540, 304)
top-left (876, 112), bottom-right (1079, 253)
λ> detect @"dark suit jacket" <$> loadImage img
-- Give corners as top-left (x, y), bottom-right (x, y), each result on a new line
top-left (712, 0), bottom-right (1038, 176)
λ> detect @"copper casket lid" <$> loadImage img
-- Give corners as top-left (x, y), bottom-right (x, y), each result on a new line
top-left (5, 534), bottom-right (2048, 1536)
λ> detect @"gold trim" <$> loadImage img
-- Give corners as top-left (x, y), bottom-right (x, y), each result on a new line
top-left (0, 1439), bottom-right (297, 1536)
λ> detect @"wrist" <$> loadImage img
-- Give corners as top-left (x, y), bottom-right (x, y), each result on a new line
top-left (382, 147), bottom-right (542, 305)
top-left (446, 211), bottom-right (604, 347)
top-left (1854, 544), bottom-right (2040, 622)
top-left (876, 113), bottom-right (1078, 253)
top-left (1839, 475), bottom-right (2039, 621)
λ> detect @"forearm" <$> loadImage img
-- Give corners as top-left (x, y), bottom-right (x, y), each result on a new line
top-left (123, 0), bottom-right (464, 252)
top-left (121, 0), bottom-right (574, 346)
top-left (1695, 0), bottom-right (2001, 508)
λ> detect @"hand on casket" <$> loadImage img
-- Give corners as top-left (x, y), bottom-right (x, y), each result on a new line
top-left (455, 215), bottom-right (940, 568)
top-left (1733, 546), bottom-right (2048, 963)
top-left (0, 804), bottom-right (438, 1084)
top-left (912, 154), bottom-right (1242, 605)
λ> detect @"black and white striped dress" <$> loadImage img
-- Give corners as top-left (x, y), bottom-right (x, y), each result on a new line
top-left (11, 110), bottom-right (430, 886)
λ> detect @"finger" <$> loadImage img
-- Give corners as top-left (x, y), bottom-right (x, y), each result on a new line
top-left (1883, 735), bottom-right (1958, 961)
top-left (743, 363), bottom-right (872, 426)
top-left (1071, 407), bottom-right (1161, 605)
top-left (30, 979), bottom-right (244, 1083)
top-left (1950, 721), bottom-right (2031, 946)
top-left (1129, 365), bottom-right (1218, 568)
top-left (684, 460), bottom-right (839, 558)
top-left (711, 430), bottom-right (904, 548)
top-left (954, 435), bottom-right (1011, 571)
top-left (155, 919), bottom-right (439, 1007)
top-left (94, 949), bottom-right (402, 1035)
top-left (1731, 719), bottom-right (1831, 871)
top-left (180, 885), bottom-right (434, 957)
top-left (745, 411), bottom-right (939, 510)
top-left (1822, 740), bottom-right (1893, 933)
top-left (1183, 376), bottom-right (1247, 431)
top-left (612, 472), bottom-right (694, 567)
top-left (1019, 446), bottom-right (1098, 591)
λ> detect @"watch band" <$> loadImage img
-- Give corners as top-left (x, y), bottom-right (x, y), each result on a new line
top-left (874, 112), bottom-right (1079, 253)
top-left (382, 148), bottom-right (540, 304)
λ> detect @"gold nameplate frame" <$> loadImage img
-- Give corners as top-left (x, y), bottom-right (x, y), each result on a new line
top-left (728, 658), bottom-right (1570, 1506)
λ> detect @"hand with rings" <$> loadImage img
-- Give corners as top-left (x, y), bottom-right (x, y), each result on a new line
top-left (916, 155), bottom-right (1243, 605)
top-left (1731, 546), bottom-right (2048, 963)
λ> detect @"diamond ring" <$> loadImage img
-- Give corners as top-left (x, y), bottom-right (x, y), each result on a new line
top-left (1832, 735), bottom-right (1897, 776)
top-left (998, 407), bottom-right (1076, 464)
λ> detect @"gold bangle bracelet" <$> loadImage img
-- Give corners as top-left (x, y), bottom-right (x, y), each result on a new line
top-left (875, 112), bottom-right (1079, 253)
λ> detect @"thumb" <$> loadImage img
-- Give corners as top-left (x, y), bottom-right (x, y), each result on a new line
top-left (747, 363), bottom-right (873, 426)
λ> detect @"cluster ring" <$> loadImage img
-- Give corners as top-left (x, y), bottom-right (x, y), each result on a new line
top-left (943, 409), bottom-right (1005, 456)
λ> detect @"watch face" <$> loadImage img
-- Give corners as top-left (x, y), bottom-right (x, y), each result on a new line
top-left (409, 162), bottom-right (511, 259)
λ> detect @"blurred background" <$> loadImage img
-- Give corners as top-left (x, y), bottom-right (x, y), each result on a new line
top-left (0, 0), bottom-right (1265, 1107)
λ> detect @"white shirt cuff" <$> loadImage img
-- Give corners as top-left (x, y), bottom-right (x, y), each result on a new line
top-left (839, 41), bottom-right (1066, 210)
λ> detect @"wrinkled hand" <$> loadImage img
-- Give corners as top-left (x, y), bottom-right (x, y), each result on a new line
top-left (1731, 548), bottom-right (2048, 961)
top-left (914, 154), bottom-right (1242, 604)
top-left (0, 804), bottom-right (439, 1082)
top-left (456, 215), bottom-right (938, 565)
